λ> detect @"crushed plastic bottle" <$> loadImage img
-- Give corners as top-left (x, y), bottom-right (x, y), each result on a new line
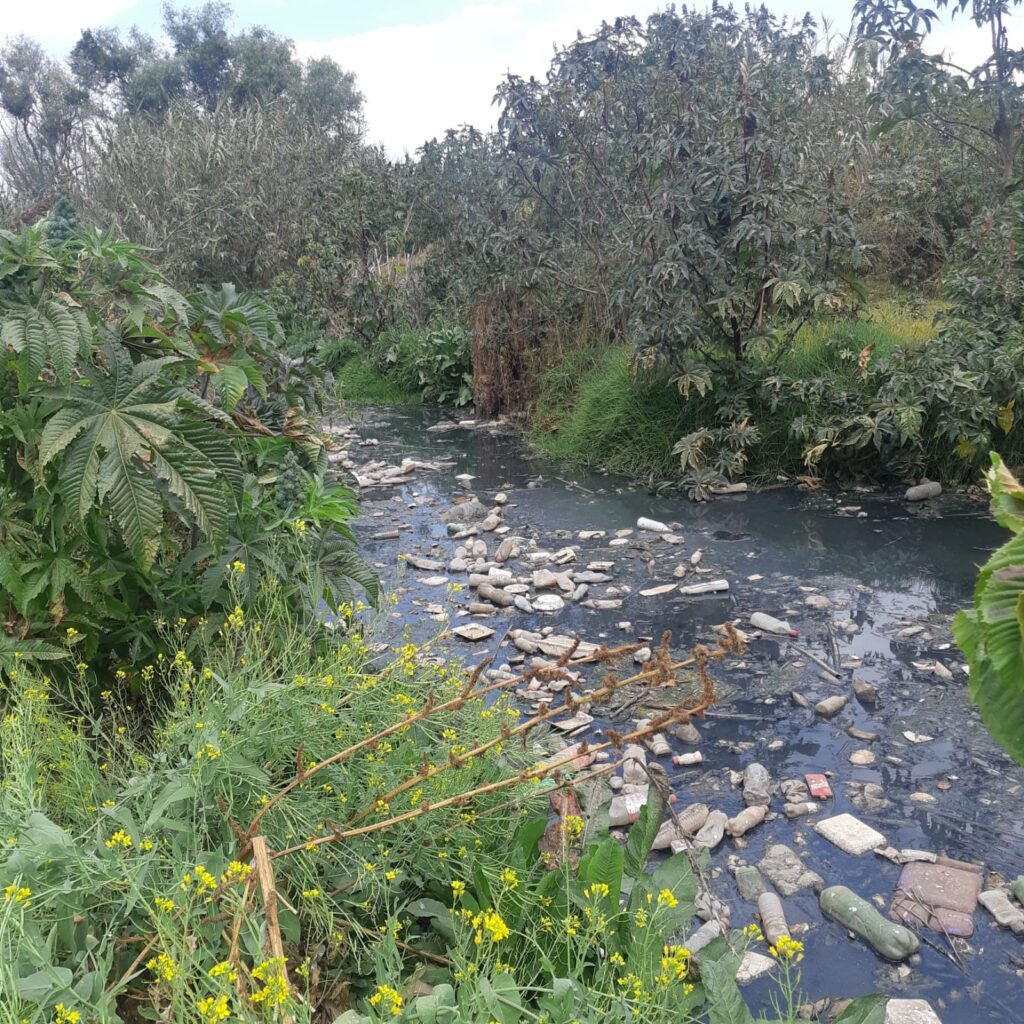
top-left (672, 752), bottom-right (703, 767)
top-left (758, 892), bottom-right (790, 945)
top-left (749, 612), bottom-right (798, 637)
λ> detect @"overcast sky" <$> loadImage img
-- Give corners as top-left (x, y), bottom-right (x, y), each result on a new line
top-left (8, 0), bottom-right (1020, 157)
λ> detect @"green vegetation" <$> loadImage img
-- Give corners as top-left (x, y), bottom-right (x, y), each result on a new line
top-left (2, 0), bottom-right (1024, 1018)
top-left (954, 454), bottom-right (1024, 767)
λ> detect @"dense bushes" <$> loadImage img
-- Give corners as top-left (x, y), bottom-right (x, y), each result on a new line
top-left (0, 226), bottom-right (375, 681)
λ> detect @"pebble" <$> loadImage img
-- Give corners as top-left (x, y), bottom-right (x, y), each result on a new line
top-left (884, 999), bottom-right (943, 1024)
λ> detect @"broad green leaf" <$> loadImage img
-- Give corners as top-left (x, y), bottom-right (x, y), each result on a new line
top-left (832, 994), bottom-right (887, 1024)
top-left (699, 954), bottom-right (755, 1024)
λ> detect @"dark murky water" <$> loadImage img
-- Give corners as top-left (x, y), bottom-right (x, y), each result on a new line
top-left (336, 406), bottom-right (1024, 1022)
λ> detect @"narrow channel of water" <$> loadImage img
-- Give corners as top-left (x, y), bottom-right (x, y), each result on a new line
top-left (339, 406), bottom-right (1023, 1022)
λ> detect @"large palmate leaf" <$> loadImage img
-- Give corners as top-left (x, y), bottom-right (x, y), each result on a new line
top-left (1, 298), bottom-right (91, 388)
top-left (955, 453), bottom-right (1024, 765)
top-left (38, 341), bottom-right (238, 568)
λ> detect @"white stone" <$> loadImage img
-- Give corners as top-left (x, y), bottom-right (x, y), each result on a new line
top-left (815, 813), bottom-right (886, 855)
top-left (453, 624), bottom-right (494, 641)
top-left (736, 951), bottom-right (776, 985)
top-left (885, 998), bottom-right (943, 1024)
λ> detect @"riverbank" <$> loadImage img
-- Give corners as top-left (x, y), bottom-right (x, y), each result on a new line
top-left (334, 404), bottom-right (1024, 1023)
top-left (333, 298), bottom-right (1024, 491)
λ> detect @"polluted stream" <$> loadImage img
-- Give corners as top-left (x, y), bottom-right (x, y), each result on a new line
top-left (329, 405), bottom-right (1024, 1023)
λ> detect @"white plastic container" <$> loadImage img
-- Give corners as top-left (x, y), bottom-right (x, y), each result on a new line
top-left (750, 612), bottom-right (797, 636)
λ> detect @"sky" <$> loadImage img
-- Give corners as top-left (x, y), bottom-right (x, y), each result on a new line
top-left (7, 0), bottom-right (1020, 157)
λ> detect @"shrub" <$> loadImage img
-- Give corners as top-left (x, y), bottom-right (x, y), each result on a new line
top-left (0, 226), bottom-right (376, 681)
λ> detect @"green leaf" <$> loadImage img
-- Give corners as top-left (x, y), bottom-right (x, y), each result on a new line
top-left (16, 967), bottom-right (74, 1001)
top-left (699, 954), bottom-right (754, 1024)
top-left (479, 974), bottom-right (525, 1024)
top-left (624, 786), bottom-right (666, 880)
top-left (831, 994), bottom-right (887, 1024)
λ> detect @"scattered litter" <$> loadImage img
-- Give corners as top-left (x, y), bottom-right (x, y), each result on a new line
top-left (903, 730), bottom-right (934, 744)
top-left (884, 999), bottom-right (942, 1024)
top-left (749, 612), bottom-right (797, 636)
top-left (890, 856), bottom-right (983, 937)
top-left (637, 517), bottom-right (670, 533)
top-left (805, 773), bottom-right (833, 800)
top-left (758, 892), bottom-right (790, 945)
top-left (672, 752), bottom-right (703, 767)
top-left (757, 844), bottom-right (823, 896)
top-left (639, 583), bottom-right (676, 597)
top-left (680, 579), bottom-right (729, 595)
top-left (815, 814), bottom-right (886, 855)
top-left (815, 695), bottom-right (848, 718)
top-left (453, 624), bottom-right (494, 642)
top-left (905, 481), bottom-right (942, 501)
top-left (978, 889), bottom-right (1024, 934)
top-left (820, 885), bottom-right (920, 960)
top-left (735, 951), bottom-right (776, 984)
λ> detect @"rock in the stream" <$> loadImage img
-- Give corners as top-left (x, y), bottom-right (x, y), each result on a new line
top-left (884, 1000), bottom-right (943, 1024)
top-left (849, 749), bottom-right (877, 766)
top-left (758, 845), bottom-right (824, 896)
top-left (847, 782), bottom-right (890, 811)
top-left (758, 892), bottom-right (790, 946)
top-left (804, 593), bottom-right (834, 610)
top-left (742, 763), bottom-right (773, 807)
top-left (905, 481), bottom-right (942, 502)
top-left (853, 677), bottom-right (879, 703)
top-left (494, 536), bottom-right (522, 562)
top-left (815, 695), bottom-right (848, 718)
top-left (734, 865), bottom-right (767, 901)
top-left (453, 624), bottom-right (495, 642)
top-left (736, 952), bottom-right (776, 985)
top-left (726, 805), bottom-right (767, 838)
top-left (445, 498), bottom-right (487, 523)
top-left (480, 513), bottom-right (501, 532)
top-left (820, 885), bottom-right (920, 960)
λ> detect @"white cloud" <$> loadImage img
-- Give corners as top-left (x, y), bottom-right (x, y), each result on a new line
top-left (2, 0), bottom-right (140, 50)
top-left (297, 0), bottom-right (665, 158)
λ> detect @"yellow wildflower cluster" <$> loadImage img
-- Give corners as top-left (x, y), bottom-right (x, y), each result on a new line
top-left (742, 922), bottom-right (764, 941)
top-left (658, 944), bottom-right (691, 984)
top-left (153, 896), bottom-right (175, 913)
top-left (656, 888), bottom-right (678, 909)
top-left (251, 957), bottom-right (289, 1006)
top-left (181, 865), bottom-right (218, 894)
top-left (146, 952), bottom-right (177, 983)
top-left (104, 829), bottom-right (133, 850)
top-left (224, 605), bottom-right (244, 630)
top-left (4, 883), bottom-right (31, 907)
top-left (451, 880), bottom-right (466, 900)
top-left (770, 935), bottom-right (805, 962)
top-left (54, 1005), bottom-right (81, 1024)
top-left (209, 961), bottom-right (238, 984)
top-left (198, 994), bottom-right (231, 1022)
top-left (368, 983), bottom-right (404, 1016)
top-left (498, 867), bottom-right (518, 890)
top-left (459, 907), bottom-right (510, 945)
top-left (221, 860), bottom-right (251, 885)
top-left (583, 882), bottom-right (609, 900)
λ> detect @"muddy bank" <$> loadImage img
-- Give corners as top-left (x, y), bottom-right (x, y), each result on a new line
top-left (330, 406), bottom-right (1024, 1023)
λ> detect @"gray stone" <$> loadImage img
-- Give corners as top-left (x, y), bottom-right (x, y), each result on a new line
top-left (736, 951), bottom-right (776, 985)
top-left (884, 1000), bottom-right (943, 1024)
top-left (693, 810), bottom-right (728, 850)
top-left (853, 677), bottom-right (879, 703)
top-left (978, 889), bottom-right (1024, 933)
top-left (757, 844), bottom-right (824, 896)
top-left (734, 865), bottom-right (767, 901)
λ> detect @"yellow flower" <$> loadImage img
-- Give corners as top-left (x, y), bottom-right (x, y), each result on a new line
top-left (450, 880), bottom-right (466, 900)
top-left (221, 860), bottom-right (252, 885)
top-left (198, 994), bottom-right (231, 1022)
top-left (55, 1005), bottom-right (81, 1024)
top-left (656, 888), bottom-right (678, 909)
top-left (633, 907), bottom-right (649, 929)
top-left (742, 922), bottom-right (764, 942)
top-left (482, 909), bottom-right (509, 942)
top-left (770, 934), bottom-right (805, 962)
top-left (153, 896), bottom-right (175, 913)
top-left (231, 559), bottom-right (246, 574)
top-left (659, 944), bottom-right (691, 983)
top-left (302, 888), bottom-right (321, 900)
top-left (146, 952), bottom-right (177, 983)
top-left (209, 961), bottom-right (238, 984)
top-left (498, 867), bottom-right (518, 889)
top-left (368, 983), bottom-right (403, 1016)
top-left (563, 814), bottom-right (585, 839)
top-left (251, 957), bottom-right (289, 1005)
top-left (385, 869), bottom-right (399, 881)
top-left (3, 884), bottom-right (31, 907)
top-left (104, 829), bottom-right (133, 850)
top-left (583, 882), bottom-right (609, 899)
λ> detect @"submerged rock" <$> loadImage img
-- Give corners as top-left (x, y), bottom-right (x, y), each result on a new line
top-left (758, 844), bottom-right (824, 896)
